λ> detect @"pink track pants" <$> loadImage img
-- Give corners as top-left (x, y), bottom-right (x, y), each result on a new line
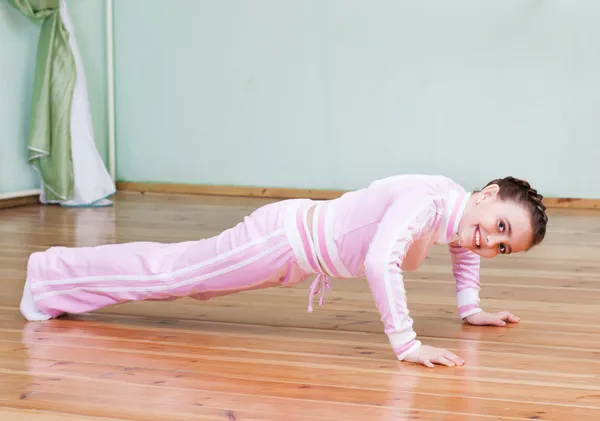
top-left (20, 199), bottom-right (325, 321)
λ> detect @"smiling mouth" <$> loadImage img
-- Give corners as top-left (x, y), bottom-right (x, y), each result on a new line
top-left (475, 226), bottom-right (481, 248)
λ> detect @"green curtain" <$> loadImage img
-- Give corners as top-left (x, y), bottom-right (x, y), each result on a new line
top-left (8, 0), bottom-right (75, 201)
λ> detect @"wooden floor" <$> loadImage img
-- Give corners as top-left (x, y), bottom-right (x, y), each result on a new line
top-left (1, 192), bottom-right (600, 420)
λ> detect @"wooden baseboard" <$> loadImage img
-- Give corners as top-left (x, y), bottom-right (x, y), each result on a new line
top-left (0, 194), bottom-right (40, 210)
top-left (117, 181), bottom-right (600, 210)
top-left (542, 197), bottom-right (600, 209)
top-left (116, 182), bottom-right (343, 201)
top-left (3, 183), bottom-right (592, 210)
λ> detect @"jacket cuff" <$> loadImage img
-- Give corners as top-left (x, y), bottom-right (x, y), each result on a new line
top-left (457, 287), bottom-right (481, 318)
top-left (459, 306), bottom-right (483, 319)
top-left (388, 330), bottom-right (419, 360)
top-left (393, 340), bottom-right (422, 360)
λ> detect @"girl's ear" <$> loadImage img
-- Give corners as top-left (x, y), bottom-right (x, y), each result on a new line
top-left (479, 183), bottom-right (500, 202)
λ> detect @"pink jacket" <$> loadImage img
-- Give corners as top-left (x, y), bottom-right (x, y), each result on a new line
top-left (305, 174), bottom-right (482, 360)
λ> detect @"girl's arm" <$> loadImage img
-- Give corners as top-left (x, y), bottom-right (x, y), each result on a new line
top-left (363, 193), bottom-right (437, 361)
top-left (450, 245), bottom-right (521, 327)
top-left (448, 245), bottom-right (483, 319)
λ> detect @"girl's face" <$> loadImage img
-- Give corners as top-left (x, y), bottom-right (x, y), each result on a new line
top-left (457, 184), bottom-right (534, 258)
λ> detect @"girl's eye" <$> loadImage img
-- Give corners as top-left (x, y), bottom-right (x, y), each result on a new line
top-left (499, 221), bottom-right (505, 232)
top-left (499, 244), bottom-right (506, 254)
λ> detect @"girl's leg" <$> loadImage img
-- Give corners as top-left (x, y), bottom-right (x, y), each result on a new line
top-left (20, 278), bottom-right (52, 321)
top-left (21, 200), bottom-right (304, 320)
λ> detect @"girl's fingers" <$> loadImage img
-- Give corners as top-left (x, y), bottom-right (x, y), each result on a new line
top-left (497, 311), bottom-right (520, 323)
top-left (444, 351), bottom-right (465, 366)
top-left (506, 312), bottom-right (520, 323)
top-left (436, 356), bottom-right (455, 367)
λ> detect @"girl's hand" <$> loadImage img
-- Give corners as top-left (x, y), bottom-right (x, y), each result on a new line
top-left (464, 311), bottom-right (520, 326)
top-left (403, 345), bottom-right (465, 368)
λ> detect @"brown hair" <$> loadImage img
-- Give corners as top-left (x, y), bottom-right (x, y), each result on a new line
top-left (481, 176), bottom-right (548, 248)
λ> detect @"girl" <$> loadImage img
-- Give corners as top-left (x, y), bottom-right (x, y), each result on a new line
top-left (20, 174), bottom-right (548, 368)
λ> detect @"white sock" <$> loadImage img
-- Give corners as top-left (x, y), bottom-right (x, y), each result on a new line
top-left (19, 279), bottom-right (51, 321)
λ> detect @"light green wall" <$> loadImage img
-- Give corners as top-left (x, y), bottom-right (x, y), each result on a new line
top-left (0, 1), bottom-right (40, 194)
top-left (113, 0), bottom-right (599, 198)
top-left (4, 2), bottom-right (596, 198)
top-left (0, 0), bottom-right (108, 195)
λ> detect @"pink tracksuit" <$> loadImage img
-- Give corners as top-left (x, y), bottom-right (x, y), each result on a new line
top-left (20, 174), bottom-right (482, 360)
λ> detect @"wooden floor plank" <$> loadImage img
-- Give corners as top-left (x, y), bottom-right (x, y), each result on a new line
top-left (0, 192), bottom-right (599, 420)
top-left (0, 407), bottom-right (128, 421)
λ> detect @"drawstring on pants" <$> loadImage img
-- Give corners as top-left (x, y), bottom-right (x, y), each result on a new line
top-left (308, 273), bottom-right (331, 312)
